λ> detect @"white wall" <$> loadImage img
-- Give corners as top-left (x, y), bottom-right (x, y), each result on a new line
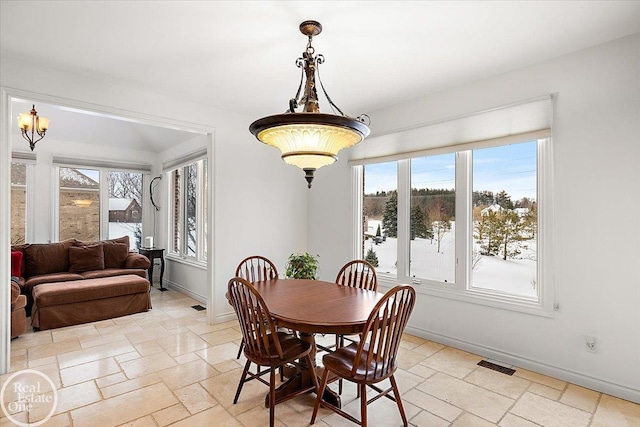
top-left (1, 56), bottom-right (308, 332)
top-left (308, 34), bottom-right (640, 402)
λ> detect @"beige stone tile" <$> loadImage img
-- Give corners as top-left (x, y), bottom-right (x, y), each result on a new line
top-left (155, 331), bottom-right (209, 357)
top-left (10, 330), bottom-right (53, 351)
top-left (152, 403), bottom-right (191, 426)
top-left (452, 412), bottom-right (498, 426)
top-left (27, 339), bottom-right (82, 360)
top-left (95, 372), bottom-right (128, 388)
top-left (417, 372), bottom-right (513, 422)
top-left (51, 324), bottom-right (100, 343)
top-left (403, 388), bottom-right (463, 422)
top-left (409, 410), bottom-right (451, 427)
top-left (199, 328), bottom-right (242, 346)
top-left (70, 382), bottom-right (178, 427)
top-left (465, 367), bottom-right (530, 399)
top-left (125, 325), bottom-right (176, 344)
top-left (168, 405), bottom-right (242, 427)
top-left (591, 394), bottom-right (640, 427)
top-left (321, 391), bottom-right (420, 427)
top-left (157, 359), bottom-right (219, 391)
top-left (96, 322), bottom-right (145, 337)
top-left (163, 306), bottom-right (199, 319)
top-left (187, 321), bottom-right (234, 335)
top-left (235, 404), bottom-right (287, 427)
top-left (413, 340), bottom-right (446, 357)
top-left (513, 368), bottom-right (566, 390)
top-left (499, 413), bottom-right (541, 427)
top-left (510, 392), bottom-right (591, 427)
top-left (31, 362), bottom-right (63, 389)
top-left (37, 412), bottom-right (72, 427)
top-left (57, 340), bottom-right (135, 369)
top-left (421, 347), bottom-right (482, 379)
top-left (41, 380), bottom-right (102, 416)
top-left (119, 352), bottom-right (177, 379)
top-left (397, 347), bottom-right (428, 370)
top-left (133, 340), bottom-right (165, 356)
top-left (174, 353), bottom-right (202, 365)
top-left (117, 415), bottom-right (158, 427)
top-left (174, 382), bottom-right (218, 414)
top-left (560, 384), bottom-right (601, 413)
top-left (528, 382), bottom-right (562, 400)
top-left (200, 369), bottom-right (265, 416)
top-left (196, 342), bottom-right (243, 367)
top-left (9, 353), bottom-right (28, 372)
top-left (159, 315), bottom-right (205, 331)
top-left (60, 357), bottom-right (121, 386)
top-left (114, 351), bottom-right (141, 364)
top-left (100, 373), bottom-right (162, 399)
top-left (28, 355), bottom-right (58, 368)
top-left (78, 333), bottom-right (126, 349)
top-left (212, 358), bottom-right (245, 373)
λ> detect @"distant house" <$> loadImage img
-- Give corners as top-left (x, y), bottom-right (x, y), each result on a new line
top-left (109, 198), bottom-right (142, 223)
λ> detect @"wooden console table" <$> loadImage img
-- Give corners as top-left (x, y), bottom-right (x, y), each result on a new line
top-left (139, 247), bottom-right (166, 291)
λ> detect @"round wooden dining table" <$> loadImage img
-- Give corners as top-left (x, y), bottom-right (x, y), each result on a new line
top-left (251, 278), bottom-right (384, 408)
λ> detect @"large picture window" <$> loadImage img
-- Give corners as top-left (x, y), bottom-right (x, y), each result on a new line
top-left (56, 162), bottom-right (146, 249)
top-left (358, 138), bottom-right (552, 315)
top-left (167, 158), bottom-right (207, 263)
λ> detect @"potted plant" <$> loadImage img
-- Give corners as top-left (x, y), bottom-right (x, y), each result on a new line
top-left (285, 252), bottom-right (319, 279)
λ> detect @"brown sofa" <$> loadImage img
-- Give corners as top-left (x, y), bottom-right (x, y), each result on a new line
top-left (11, 236), bottom-right (152, 330)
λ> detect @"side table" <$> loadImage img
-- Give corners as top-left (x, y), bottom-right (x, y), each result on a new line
top-left (139, 247), bottom-right (166, 291)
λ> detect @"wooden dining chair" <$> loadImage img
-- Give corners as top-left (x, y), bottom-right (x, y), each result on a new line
top-left (234, 255), bottom-right (279, 359)
top-left (324, 259), bottom-right (379, 394)
top-left (228, 277), bottom-right (319, 427)
top-left (310, 285), bottom-right (416, 427)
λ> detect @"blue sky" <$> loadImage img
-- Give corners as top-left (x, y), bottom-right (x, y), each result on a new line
top-left (364, 141), bottom-right (537, 201)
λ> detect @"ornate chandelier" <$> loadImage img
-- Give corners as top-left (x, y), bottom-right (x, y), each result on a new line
top-left (18, 104), bottom-right (50, 151)
top-left (249, 20), bottom-right (370, 188)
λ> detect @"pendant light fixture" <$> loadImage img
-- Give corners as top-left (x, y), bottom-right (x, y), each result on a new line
top-left (249, 20), bottom-right (370, 188)
top-left (18, 104), bottom-right (50, 151)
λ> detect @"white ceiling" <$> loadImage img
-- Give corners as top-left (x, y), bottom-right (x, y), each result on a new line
top-left (2, 1), bottom-right (639, 151)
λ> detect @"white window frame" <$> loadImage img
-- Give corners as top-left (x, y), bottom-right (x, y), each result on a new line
top-left (353, 137), bottom-right (555, 316)
top-left (165, 158), bottom-right (207, 266)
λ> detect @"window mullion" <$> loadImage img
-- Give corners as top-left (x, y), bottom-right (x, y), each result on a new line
top-left (397, 159), bottom-right (410, 282)
top-left (455, 151), bottom-right (471, 291)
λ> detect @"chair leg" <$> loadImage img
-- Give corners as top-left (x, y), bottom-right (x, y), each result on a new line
top-left (360, 383), bottom-right (368, 427)
top-left (233, 360), bottom-right (252, 404)
top-left (269, 367), bottom-right (276, 427)
top-left (310, 367), bottom-right (330, 424)
top-left (236, 338), bottom-right (245, 359)
top-left (390, 375), bottom-right (408, 427)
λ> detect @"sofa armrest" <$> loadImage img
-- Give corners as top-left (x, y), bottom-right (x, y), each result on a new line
top-left (125, 253), bottom-right (151, 269)
top-left (11, 280), bottom-right (21, 306)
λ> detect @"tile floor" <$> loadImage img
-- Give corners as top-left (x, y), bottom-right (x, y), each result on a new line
top-left (2, 286), bottom-right (639, 427)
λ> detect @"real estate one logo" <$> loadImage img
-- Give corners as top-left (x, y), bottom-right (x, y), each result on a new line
top-left (1, 369), bottom-right (58, 427)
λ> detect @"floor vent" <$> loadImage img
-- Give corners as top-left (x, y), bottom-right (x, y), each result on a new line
top-left (191, 305), bottom-right (206, 311)
top-left (477, 360), bottom-right (516, 376)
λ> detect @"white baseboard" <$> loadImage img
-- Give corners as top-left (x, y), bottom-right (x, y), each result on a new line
top-left (159, 280), bottom-right (206, 305)
top-left (405, 325), bottom-right (640, 404)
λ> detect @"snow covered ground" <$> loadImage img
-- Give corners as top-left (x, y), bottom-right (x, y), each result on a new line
top-left (366, 220), bottom-right (537, 298)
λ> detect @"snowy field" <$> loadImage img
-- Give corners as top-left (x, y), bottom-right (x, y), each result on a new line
top-left (366, 220), bottom-right (536, 298)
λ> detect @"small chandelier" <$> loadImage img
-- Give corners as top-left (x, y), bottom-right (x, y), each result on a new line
top-left (18, 104), bottom-right (50, 151)
top-left (250, 20), bottom-right (370, 188)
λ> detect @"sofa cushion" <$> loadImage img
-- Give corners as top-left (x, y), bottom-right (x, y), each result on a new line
top-left (102, 242), bottom-right (129, 268)
top-left (69, 244), bottom-right (105, 273)
top-left (76, 235), bottom-right (130, 249)
top-left (80, 268), bottom-right (147, 280)
top-left (11, 250), bottom-right (23, 277)
top-left (32, 274), bottom-right (150, 308)
top-left (24, 239), bottom-right (76, 277)
top-left (24, 272), bottom-right (85, 292)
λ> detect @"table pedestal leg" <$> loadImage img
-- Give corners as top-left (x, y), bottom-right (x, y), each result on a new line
top-left (266, 332), bottom-right (341, 409)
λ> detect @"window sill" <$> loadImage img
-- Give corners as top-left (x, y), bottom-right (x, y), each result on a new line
top-left (377, 275), bottom-right (554, 318)
top-left (165, 255), bottom-right (207, 270)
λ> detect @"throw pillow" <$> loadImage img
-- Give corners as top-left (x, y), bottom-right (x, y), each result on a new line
top-left (102, 242), bottom-right (129, 268)
top-left (11, 251), bottom-right (23, 277)
top-left (69, 244), bottom-right (105, 273)
top-left (25, 239), bottom-right (76, 276)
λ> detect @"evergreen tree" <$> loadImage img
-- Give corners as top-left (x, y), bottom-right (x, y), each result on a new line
top-left (495, 190), bottom-right (514, 209)
top-left (375, 224), bottom-right (382, 237)
top-left (364, 247), bottom-right (379, 267)
top-left (410, 205), bottom-right (432, 240)
top-left (382, 191), bottom-right (398, 238)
